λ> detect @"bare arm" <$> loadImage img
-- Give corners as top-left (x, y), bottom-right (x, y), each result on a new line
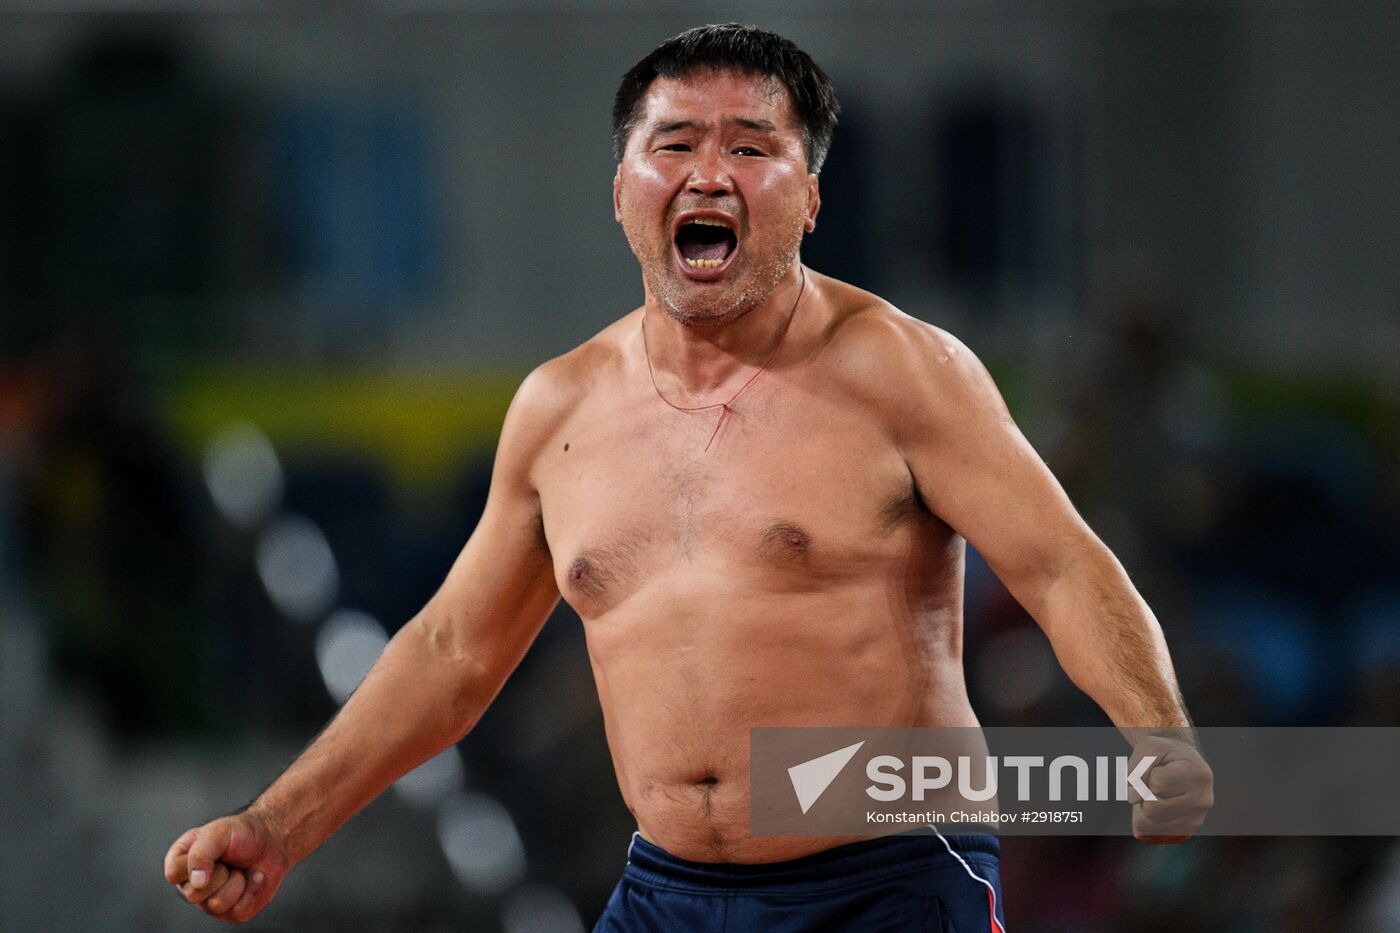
top-left (867, 320), bottom-right (1189, 729)
top-left (165, 364), bottom-right (567, 919)
top-left (248, 371), bottom-right (561, 861)
top-left (853, 314), bottom-right (1209, 840)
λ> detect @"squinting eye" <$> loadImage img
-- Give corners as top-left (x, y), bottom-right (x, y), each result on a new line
top-left (660, 143), bottom-right (691, 152)
top-left (733, 147), bottom-right (763, 156)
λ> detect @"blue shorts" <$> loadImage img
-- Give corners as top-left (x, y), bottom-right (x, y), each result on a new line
top-left (594, 830), bottom-right (1007, 932)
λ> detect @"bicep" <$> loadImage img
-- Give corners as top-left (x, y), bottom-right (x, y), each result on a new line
top-left (898, 338), bottom-right (1093, 611)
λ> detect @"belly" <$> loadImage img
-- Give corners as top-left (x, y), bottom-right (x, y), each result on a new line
top-left (580, 565), bottom-right (976, 862)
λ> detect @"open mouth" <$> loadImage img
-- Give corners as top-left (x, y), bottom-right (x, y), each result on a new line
top-left (673, 215), bottom-right (739, 273)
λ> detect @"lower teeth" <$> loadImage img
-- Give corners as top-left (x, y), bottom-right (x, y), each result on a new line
top-left (686, 258), bottom-right (724, 269)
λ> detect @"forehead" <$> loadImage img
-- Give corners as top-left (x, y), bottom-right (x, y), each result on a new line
top-left (639, 69), bottom-right (799, 133)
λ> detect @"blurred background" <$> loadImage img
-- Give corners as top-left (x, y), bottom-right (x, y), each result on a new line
top-left (1, 2), bottom-right (1398, 931)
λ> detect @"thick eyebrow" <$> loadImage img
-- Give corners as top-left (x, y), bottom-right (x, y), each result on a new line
top-left (731, 117), bottom-right (777, 133)
top-left (648, 116), bottom-right (780, 135)
top-left (650, 119), bottom-right (696, 135)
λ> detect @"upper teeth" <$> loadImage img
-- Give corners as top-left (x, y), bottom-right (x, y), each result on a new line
top-left (687, 217), bottom-right (731, 228)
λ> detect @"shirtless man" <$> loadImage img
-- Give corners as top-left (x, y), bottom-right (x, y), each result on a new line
top-left (164, 24), bottom-right (1211, 931)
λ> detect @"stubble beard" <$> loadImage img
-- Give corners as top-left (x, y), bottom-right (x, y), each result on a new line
top-left (629, 220), bottom-right (806, 328)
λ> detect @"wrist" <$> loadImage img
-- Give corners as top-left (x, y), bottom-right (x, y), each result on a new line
top-left (1123, 726), bottom-right (1201, 755)
top-left (244, 797), bottom-right (303, 866)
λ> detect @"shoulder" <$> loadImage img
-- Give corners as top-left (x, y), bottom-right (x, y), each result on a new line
top-left (814, 280), bottom-right (1002, 437)
top-left (502, 311), bottom-right (636, 473)
top-left (515, 310), bottom-right (634, 411)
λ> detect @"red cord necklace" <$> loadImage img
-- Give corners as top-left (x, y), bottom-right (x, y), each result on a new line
top-left (641, 268), bottom-right (807, 452)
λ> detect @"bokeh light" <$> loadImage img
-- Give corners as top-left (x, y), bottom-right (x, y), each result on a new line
top-left (314, 608), bottom-right (388, 704)
top-left (255, 514), bottom-right (340, 623)
top-left (500, 882), bottom-right (587, 933)
top-left (393, 745), bottom-right (468, 811)
top-left (436, 791), bottom-right (528, 896)
top-left (202, 423), bottom-right (284, 530)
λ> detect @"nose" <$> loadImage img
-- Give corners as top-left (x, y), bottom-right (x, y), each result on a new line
top-left (687, 147), bottom-right (733, 198)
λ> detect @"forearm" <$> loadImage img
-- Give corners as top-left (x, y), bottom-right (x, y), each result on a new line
top-left (1027, 539), bottom-right (1191, 732)
top-left (246, 615), bottom-right (496, 864)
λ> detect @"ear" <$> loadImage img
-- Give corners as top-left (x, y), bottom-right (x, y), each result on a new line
top-left (613, 169), bottom-right (623, 224)
top-left (804, 173), bottom-right (821, 233)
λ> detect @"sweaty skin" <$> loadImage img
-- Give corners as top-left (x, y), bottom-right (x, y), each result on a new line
top-left (536, 272), bottom-right (980, 863)
top-left (165, 67), bottom-right (1210, 922)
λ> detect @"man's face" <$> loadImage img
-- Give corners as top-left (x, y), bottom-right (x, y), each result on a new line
top-left (614, 69), bottom-right (820, 326)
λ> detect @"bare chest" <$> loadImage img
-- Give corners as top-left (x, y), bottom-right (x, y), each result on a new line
top-left (535, 379), bottom-right (930, 616)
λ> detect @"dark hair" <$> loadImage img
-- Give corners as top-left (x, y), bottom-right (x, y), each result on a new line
top-left (612, 23), bottom-right (840, 173)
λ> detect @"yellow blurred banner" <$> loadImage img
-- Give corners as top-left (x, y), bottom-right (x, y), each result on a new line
top-left (162, 366), bottom-right (528, 491)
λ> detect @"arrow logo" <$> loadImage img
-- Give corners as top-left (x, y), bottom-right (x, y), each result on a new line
top-left (788, 741), bottom-right (866, 814)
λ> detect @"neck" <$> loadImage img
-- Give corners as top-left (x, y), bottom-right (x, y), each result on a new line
top-left (641, 264), bottom-right (807, 397)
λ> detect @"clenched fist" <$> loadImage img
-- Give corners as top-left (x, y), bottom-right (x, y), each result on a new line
top-left (1127, 734), bottom-right (1214, 844)
top-left (163, 810), bottom-right (291, 923)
